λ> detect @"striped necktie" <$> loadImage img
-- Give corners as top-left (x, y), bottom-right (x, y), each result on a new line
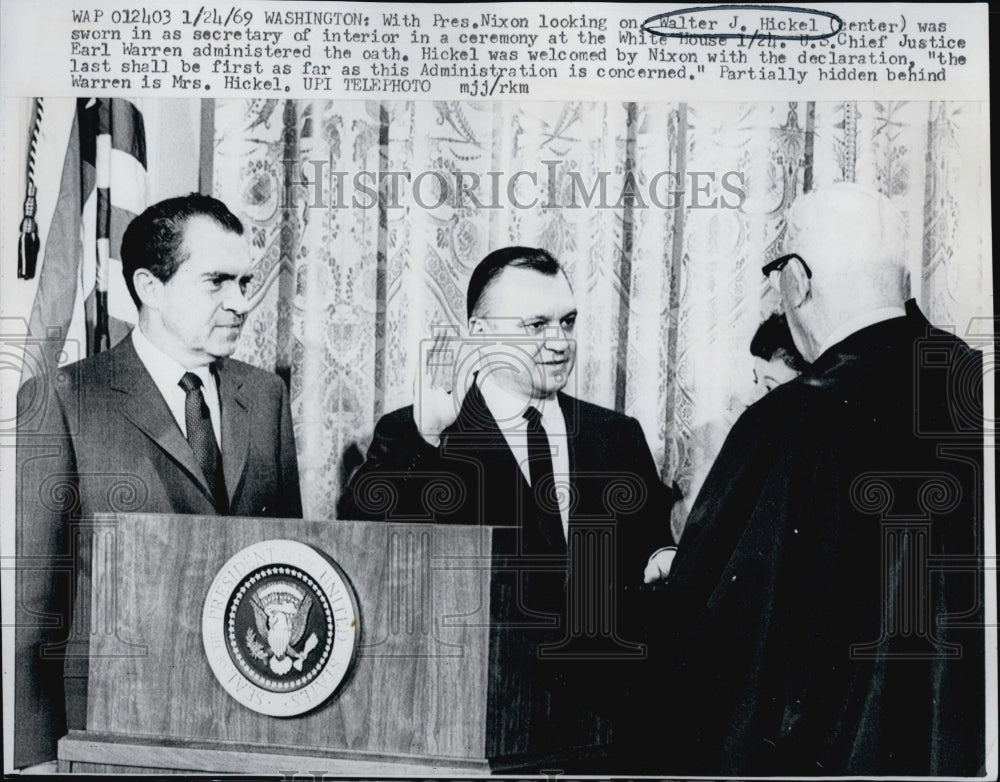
top-left (179, 372), bottom-right (227, 513)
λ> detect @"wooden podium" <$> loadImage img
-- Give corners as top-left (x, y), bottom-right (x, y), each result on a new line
top-left (57, 513), bottom-right (615, 774)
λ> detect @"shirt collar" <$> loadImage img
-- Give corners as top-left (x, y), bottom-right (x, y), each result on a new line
top-left (131, 326), bottom-right (216, 393)
top-left (815, 305), bottom-right (907, 359)
top-left (477, 372), bottom-right (560, 432)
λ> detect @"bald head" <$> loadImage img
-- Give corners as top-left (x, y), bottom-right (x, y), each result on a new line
top-left (776, 184), bottom-right (909, 361)
top-left (786, 183), bottom-right (906, 273)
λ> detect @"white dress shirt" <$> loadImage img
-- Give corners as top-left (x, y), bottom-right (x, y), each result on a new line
top-left (131, 326), bottom-right (222, 447)
top-left (477, 373), bottom-right (571, 537)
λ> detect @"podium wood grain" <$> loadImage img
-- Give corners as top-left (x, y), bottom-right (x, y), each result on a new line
top-left (58, 730), bottom-right (491, 774)
top-left (74, 513), bottom-right (613, 773)
top-left (86, 515), bottom-right (492, 757)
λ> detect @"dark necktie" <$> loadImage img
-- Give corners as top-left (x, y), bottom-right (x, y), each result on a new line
top-left (179, 372), bottom-right (227, 513)
top-left (523, 406), bottom-right (566, 554)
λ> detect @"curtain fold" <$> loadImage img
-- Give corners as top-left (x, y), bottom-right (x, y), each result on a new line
top-left (211, 99), bottom-right (988, 525)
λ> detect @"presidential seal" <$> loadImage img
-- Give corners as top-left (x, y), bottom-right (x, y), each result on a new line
top-left (202, 539), bottom-right (360, 716)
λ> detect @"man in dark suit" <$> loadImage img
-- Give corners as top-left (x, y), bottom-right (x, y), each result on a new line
top-left (649, 184), bottom-right (985, 776)
top-left (14, 194), bottom-right (302, 767)
top-left (338, 247), bottom-right (675, 755)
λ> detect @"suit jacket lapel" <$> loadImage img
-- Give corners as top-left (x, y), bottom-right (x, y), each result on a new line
top-left (216, 359), bottom-right (250, 506)
top-left (557, 392), bottom-right (582, 526)
top-left (111, 337), bottom-right (215, 504)
top-left (557, 392), bottom-right (581, 475)
top-left (443, 382), bottom-right (528, 488)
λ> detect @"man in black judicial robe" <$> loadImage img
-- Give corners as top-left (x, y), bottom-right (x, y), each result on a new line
top-left (647, 184), bottom-right (986, 776)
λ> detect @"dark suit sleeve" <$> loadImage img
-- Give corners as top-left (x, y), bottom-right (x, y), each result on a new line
top-left (276, 377), bottom-right (303, 518)
top-left (337, 407), bottom-right (439, 521)
top-left (619, 416), bottom-right (676, 580)
top-left (613, 416), bottom-right (675, 660)
top-left (14, 376), bottom-right (73, 767)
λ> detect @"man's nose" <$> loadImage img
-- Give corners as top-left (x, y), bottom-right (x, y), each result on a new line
top-left (223, 283), bottom-right (250, 316)
top-left (542, 324), bottom-right (571, 350)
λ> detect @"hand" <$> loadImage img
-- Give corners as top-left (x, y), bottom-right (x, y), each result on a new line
top-left (413, 326), bottom-right (479, 447)
top-left (643, 547), bottom-right (677, 584)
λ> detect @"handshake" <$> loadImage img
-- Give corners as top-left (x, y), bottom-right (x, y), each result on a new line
top-left (644, 547), bottom-right (677, 584)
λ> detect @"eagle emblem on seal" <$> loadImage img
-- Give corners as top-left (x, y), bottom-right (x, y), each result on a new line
top-left (245, 582), bottom-right (319, 675)
top-left (204, 541), bottom-right (359, 716)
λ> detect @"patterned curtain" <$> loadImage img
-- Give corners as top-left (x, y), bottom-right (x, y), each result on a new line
top-left (211, 100), bottom-right (989, 530)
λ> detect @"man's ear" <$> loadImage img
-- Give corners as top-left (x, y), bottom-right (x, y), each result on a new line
top-left (784, 259), bottom-right (812, 309)
top-left (132, 268), bottom-right (161, 311)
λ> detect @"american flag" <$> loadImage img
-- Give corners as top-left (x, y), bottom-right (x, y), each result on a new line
top-left (22, 97), bottom-right (148, 381)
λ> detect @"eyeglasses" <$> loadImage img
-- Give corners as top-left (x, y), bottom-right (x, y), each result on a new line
top-left (762, 253), bottom-right (812, 279)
